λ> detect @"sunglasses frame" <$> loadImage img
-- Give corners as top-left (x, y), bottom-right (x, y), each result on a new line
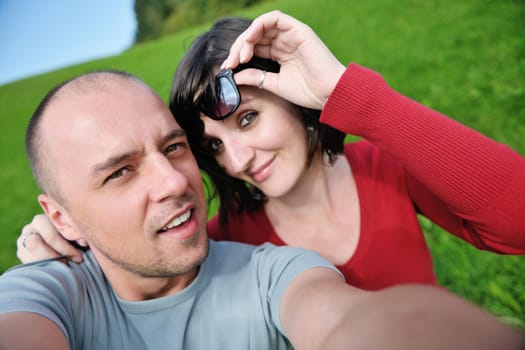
top-left (198, 57), bottom-right (280, 121)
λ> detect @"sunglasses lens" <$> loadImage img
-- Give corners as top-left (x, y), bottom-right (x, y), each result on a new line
top-left (214, 76), bottom-right (239, 117)
top-left (200, 70), bottom-right (240, 120)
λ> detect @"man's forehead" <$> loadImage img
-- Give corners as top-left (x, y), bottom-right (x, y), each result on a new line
top-left (40, 77), bottom-right (179, 158)
top-left (42, 98), bottom-right (184, 185)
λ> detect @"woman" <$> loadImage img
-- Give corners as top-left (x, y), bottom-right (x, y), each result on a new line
top-left (18, 11), bottom-right (525, 290)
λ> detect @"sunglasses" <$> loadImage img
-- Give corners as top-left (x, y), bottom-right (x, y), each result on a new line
top-left (198, 57), bottom-right (280, 121)
top-left (199, 69), bottom-right (240, 121)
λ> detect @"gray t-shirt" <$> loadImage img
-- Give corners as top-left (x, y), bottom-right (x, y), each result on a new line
top-left (0, 240), bottom-right (339, 349)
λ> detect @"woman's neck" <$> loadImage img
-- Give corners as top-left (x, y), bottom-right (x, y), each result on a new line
top-left (265, 153), bottom-right (353, 223)
top-left (263, 152), bottom-right (361, 265)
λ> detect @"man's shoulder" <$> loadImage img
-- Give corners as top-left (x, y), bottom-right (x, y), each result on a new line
top-left (0, 250), bottom-right (103, 294)
top-left (208, 240), bottom-right (336, 276)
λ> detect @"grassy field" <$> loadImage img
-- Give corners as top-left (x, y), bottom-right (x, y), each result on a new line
top-left (0, 0), bottom-right (524, 328)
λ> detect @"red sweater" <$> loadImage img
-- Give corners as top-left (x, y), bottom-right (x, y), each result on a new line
top-left (208, 64), bottom-right (525, 290)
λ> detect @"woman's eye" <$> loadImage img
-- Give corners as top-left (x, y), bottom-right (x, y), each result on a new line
top-left (239, 112), bottom-right (258, 128)
top-left (203, 138), bottom-right (223, 155)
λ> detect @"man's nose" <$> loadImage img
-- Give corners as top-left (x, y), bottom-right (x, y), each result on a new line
top-left (148, 154), bottom-right (189, 202)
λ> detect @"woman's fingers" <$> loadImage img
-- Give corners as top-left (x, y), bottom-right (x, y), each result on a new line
top-left (16, 214), bottom-right (84, 264)
top-left (224, 10), bottom-right (345, 109)
top-left (17, 229), bottom-right (65, 262)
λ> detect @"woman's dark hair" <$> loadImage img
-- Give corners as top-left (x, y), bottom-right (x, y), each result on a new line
top-left (169, 17), bottom-right (345, 226)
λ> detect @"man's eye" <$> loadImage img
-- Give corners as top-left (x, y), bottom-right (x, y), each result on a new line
top-left (165, 143), bottom-right (185, 155)
top-left (203, 138), bottom-right (223, 155)
top-left (239, 112), bottom-right (258, 128)
top-left (105, 167), bottom-right (129, 183)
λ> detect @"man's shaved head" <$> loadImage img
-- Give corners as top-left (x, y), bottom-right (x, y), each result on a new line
top-left (25, 70), bottom-right (143, 204)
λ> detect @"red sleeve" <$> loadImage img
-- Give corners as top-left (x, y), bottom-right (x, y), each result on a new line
top-left (320, 63), bottom-right (525, 253)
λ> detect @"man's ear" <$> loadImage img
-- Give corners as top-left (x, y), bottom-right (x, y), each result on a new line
top-left (38, 193), bottom-right (82, 241)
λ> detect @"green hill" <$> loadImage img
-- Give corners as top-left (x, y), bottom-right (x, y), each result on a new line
top-left (1, 0), bottom-right (524, 328)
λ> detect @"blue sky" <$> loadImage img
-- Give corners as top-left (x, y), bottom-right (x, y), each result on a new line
top-left (0, 0), bottom-right (137, 86)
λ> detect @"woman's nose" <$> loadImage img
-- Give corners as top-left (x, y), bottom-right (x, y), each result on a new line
top-left (224, 139), bottom-right (255, 175)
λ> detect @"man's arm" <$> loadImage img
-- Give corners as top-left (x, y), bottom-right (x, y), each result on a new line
top-left (0, 312), bottom-right (68, 350)
top-left (280, 268), bottom-right (525, 350)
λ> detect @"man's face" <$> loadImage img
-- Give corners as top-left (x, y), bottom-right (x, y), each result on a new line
top-left (41, 78), bottom-right (209, 283)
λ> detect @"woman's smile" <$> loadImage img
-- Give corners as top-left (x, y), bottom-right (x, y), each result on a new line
top-left (249, 156), bottom-right (276, 183)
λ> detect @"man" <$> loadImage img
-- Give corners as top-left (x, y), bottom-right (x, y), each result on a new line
top-left (0, 70), bottom-right (523, 350)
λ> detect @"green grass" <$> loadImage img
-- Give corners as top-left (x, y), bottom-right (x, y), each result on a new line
top-left (1, 0), bottom-right (524, 328)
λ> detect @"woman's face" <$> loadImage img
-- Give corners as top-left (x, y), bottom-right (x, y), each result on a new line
top-left (200, 86), bottom-right (309, 199)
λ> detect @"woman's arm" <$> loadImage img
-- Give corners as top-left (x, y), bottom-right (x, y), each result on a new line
top-left (321, 64), bottom-right (525, 253)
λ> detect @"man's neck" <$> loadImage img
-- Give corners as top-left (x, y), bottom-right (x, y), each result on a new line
top-left (90, 249), bottom-right (200, 301)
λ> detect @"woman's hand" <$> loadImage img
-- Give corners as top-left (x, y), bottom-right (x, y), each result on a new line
top-left (17, 214), bottom-right (86, 263)
top-left (222, 10), bottom-right (346, 110)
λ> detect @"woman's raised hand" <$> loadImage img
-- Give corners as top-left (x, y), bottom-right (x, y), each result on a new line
top-left (222, 10), bottom-right (346, 110)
